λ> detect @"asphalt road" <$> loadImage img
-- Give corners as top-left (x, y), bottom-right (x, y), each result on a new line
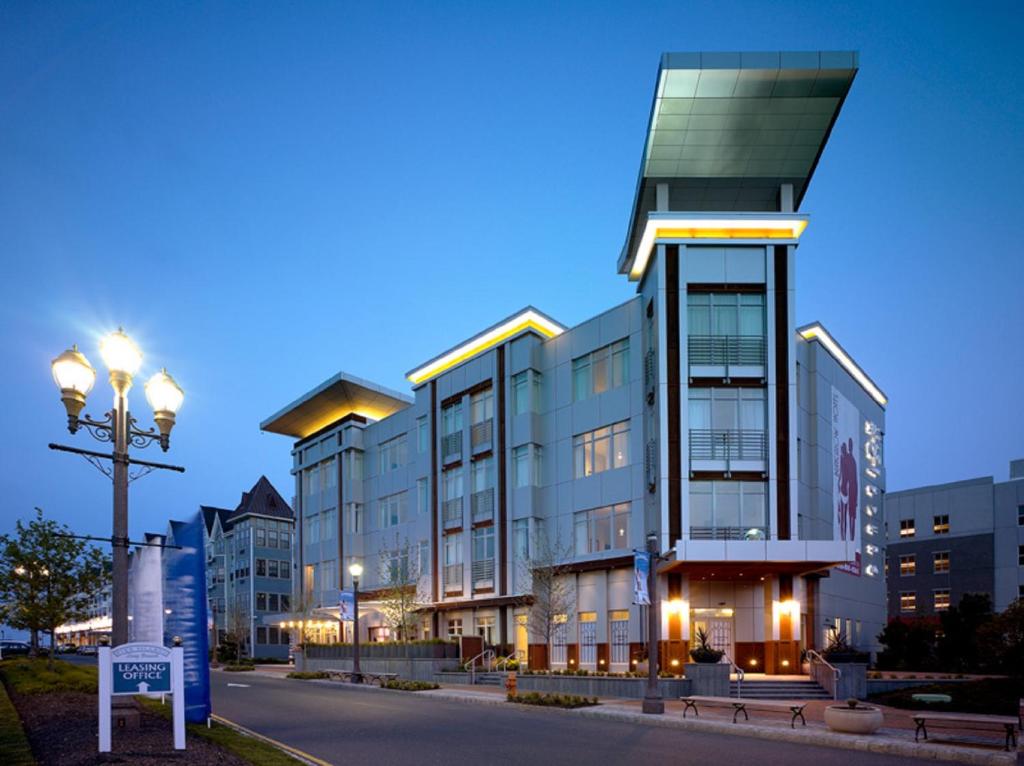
top-left (209, 670), bottom-right (941, 766)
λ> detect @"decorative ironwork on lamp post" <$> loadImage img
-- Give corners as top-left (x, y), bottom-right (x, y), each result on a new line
top-left (642, 531), bottom-right (666, 715)
top-left (50, 328), bottom-right (184, 647)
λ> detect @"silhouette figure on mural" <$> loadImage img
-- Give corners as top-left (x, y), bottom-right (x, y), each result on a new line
top-left (838, 438), bottom-right (858, 541)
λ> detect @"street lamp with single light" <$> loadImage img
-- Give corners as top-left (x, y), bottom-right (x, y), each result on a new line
top-left (348, 562), bottom-right (363, 684)
top-left (50, 328), bottom-right (185, 647)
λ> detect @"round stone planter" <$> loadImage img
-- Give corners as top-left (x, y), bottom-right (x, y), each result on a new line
top-left (824, 705), bottom-right (883, 735)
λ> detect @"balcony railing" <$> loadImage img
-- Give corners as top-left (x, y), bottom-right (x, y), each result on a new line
top-left (471, 420), bottom-right (492, 449)
top-left (690, 526), bottom-right (769, 541)
top-left (444, 563), bottom-right (463, 591)
top-left (443, 497), bottom-right (463, 528)
top-left (689, 429), bottom-right (767, 462)
top-left (688, 335), bottom-right (766, 368)
top-left (442, 431), bottom-right (463, 461)
top-left (472, 558), bottom-right (495, 587)
top-left (471, 488), bottom-right (494, 523)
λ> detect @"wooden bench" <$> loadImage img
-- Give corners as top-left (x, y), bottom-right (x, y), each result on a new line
top-left (323, 669), bottom-right (399, 687)
top-left (680, 696), bottom-right (807, 728)
top-left (912, 711), bottom-right (1019, 752)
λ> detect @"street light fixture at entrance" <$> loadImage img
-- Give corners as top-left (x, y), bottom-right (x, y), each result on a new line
top-left (348, 562), bottom-right (363, 684)
top-left (50, 328), bottom-right (184, 647)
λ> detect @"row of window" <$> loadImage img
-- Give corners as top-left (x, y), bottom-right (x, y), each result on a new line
top-left (899, 590), bottom-right (950, 613)
top-left (898, 551), bottom-right (950, 576)
top-left (899, 515), bottom-right (950, 538)
top-left (255, 558), bottom-right (291, 579)
top-left (255, 526), bottom-right (292, 550)
top-left (255, 626), bottom-right (291, 646)
top-left (572, 339), bottom-right (629, 401)
top-left (255, 592), bottom-right (292, 612)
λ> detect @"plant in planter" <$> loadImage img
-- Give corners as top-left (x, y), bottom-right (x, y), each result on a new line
top-left (822, 629), bottom-right (870, 664)
top-left (823, 697), bottom-right (883, 734)
top-left (688, 627), bottom-right (725, 664)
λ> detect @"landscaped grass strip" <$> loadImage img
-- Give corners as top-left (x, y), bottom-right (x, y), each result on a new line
top-left (138, 697), bottom-right (309, 765)
top-left (0, 658), bottom-right (97, 694)
top-left (0, 671), bottom-right (36, 765)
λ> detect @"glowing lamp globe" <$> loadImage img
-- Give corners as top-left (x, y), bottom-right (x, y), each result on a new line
top-left (99, 328), bottom-right (142, 376)
top-left (51, 345), bottom-right (96, 427)
top-left (348, 562), bottom-right (364, 579)
top-left (145, 368), bottom-right (183, 451)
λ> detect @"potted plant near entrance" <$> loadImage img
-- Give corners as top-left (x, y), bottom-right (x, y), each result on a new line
top-left (688, 627), bottom-right (724, 663)
top-left (824, 698), bottom-right (883, 735)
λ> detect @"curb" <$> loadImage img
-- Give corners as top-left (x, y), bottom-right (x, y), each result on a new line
top-left (211, 713), bottom-right (333, 766)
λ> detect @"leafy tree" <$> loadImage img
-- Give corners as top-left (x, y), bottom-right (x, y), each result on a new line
top-left (378, 535), bottom-right (426, 645)
top-left (936, 592), bottom-right (992, 672)
top-left (978, 598), bottom-right (1024, 677)
top-left (516, 526), bottom-right (574, 668)
top-left (875, 617), bottom-right (937, 670)
top-left (0, 508), bottom-right (109, 666)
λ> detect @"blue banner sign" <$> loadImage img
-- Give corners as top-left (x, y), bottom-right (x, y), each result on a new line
top-left (163, 512), bottom-right (212, 723)
top-left (633, 551), bottom-right (651, 606)
top-left (339, 591), bottom-right (354, 622)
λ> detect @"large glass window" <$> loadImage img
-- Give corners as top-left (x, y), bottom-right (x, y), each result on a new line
top-left (417, 416), bottom-right (429, 453)
top-left (512, 444), bottom-right (542, 487)
top-left (572, 339), bottom-right (629, 401)
top-left (443, 467), bottom-right (463, 501)
top-left (574, 503), bottom-right (630, 555)
top-left (687, 292), bottom-right (765, 337)
top-left (470, 388), bottom-right (493, 424)
top-left (344, 451), bottom-right (364, 482)
top-left (320, 508), bottom-right (337, 540)
top-left (512, 518), bottom-right (530, 561)
top-left (688, 481), bottom-right (767, 537)
top-left (933, 589), bottom-right (950, 612)
top-left (472, 526), bottom-right (495, 562)
top-left (899, 554), bottom-right (916, 577)
top-left (345, 503), bottom-right (363, 534)
top-left (511, 370), bottom-right (543, 415)
top-left (899, 592), bottom-right (916, 613)
top-left (933, 551), bottom-right (950, 574)
top-left (378, 492), bottom-right (407, 529)
top-left (379, 434), bottom-right (408, 474)
top-left (573, 421), bottom-right (629, 478)
top-left (442, 402), bottom-right (463, 435)
top-left (688, 387), bottom-right (766, 431)
top-left (471, 456), bottom-right (494, 493)
top-left (417, 477), bottom-right (429, 514)
top-left (899, 519), bottom-right (915, 538)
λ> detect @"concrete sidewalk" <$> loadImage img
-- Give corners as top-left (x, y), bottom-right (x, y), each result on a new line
top-left (249, 670), bottom-right (1019, 766)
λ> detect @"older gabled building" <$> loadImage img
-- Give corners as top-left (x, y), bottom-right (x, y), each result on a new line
top-left (203, 476), bottom-right (295, 659)
top-left (262, 51), bottom-right (888, 674)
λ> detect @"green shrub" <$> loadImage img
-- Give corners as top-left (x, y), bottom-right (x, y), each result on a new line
top-left (0, 676), bottom-right (34, 765)
top-left (286, 671), bottom-right (329, 680)
top-left (223, 664), bottom-right (255, 672)
top-left (383, 679), bottom-right (439, 691)
top-left (0, 659), bottom-right (97, 694)
top-left (508, 692), bottom-right (599, 709)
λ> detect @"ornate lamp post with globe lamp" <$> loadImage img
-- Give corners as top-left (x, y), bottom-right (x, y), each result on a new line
top-left (50, 328), bottom-right (184, 647)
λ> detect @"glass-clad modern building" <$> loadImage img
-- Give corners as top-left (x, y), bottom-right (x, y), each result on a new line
top-left (262, 51), bottom-right (889, 673)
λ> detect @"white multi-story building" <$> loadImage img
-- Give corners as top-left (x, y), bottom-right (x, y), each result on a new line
top-left (262, 51), bottom-right (888, 674)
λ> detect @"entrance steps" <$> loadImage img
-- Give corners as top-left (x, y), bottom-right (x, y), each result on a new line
top-left (472, 672), bottom-right (505, 686)
top-left (731, 678), bottom-right (831, 700)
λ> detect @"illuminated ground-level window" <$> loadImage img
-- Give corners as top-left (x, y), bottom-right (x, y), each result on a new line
top-left (578, 612), bottom-right (597, 665)
top-left (447, 618), bottom-right (463, 638)
top-left (610, 610), bottom-right (630, 665)
top-left (550, 614), bottom-right (568, 664)
top-left (899, 592), bottom-right (916, 613)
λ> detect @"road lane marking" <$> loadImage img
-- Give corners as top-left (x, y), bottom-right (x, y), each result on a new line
top-left (226, 683), bottom-right (251, 688)
top-left (211, 713), bottom-right (333, 766)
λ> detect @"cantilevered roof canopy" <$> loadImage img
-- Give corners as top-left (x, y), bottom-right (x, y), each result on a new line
top-left (619, 51), bottom-right (858, 277)
top-left (261, 372), bottom-right (413, 440)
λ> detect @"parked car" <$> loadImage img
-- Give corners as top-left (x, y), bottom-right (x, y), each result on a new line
top-left (58, 643), bottom-right (78, 654)
top-left (0, 640), bottom-right (32, 657)
top-left (77, 645), bottom-right (99, 656)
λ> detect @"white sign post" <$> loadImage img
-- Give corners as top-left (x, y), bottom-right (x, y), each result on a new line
top-left (98, 641), bottom-right (185, 753)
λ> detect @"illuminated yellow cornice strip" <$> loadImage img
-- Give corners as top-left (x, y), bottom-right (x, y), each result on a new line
top-left (799, 324), bottom-right (888, 408)
top-left (407, 309), bottom-right (565, 385)
top-left (629, 216), bottom-right (809, 281)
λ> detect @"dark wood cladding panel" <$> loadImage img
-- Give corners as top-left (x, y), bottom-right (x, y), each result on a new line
top-left (666, 245), bottom-right (681, 544)
top-left (497, 346), bottom-right (507, 597)
top-left (773, 245), bottom-right (791, 540)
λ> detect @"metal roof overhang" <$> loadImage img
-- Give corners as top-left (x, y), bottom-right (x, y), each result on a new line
top-left (260, 372), bottom-right (413, 440)
top-left (619, 51), bottom-right (858, 278)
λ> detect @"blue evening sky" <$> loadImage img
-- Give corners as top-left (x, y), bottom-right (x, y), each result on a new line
top-left (1, 1), bottom-right (1021, 542)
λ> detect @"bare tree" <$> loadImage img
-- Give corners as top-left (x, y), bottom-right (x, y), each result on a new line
top-left (223, 598), bottom-right (251, 660)
top-left (378, 535), bottom-right (427, 643)
top-left (517, 526), bottom-right (575, 658)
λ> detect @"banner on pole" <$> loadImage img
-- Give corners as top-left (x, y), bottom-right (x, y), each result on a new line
top-left (633, 551), bottom-right (651, 606)
top-left (129, 543), bottom-right (164, 644)
top-left (163, 512), bottom-right (211, 724)
top-left (339, 591), bottom-right (355, 622)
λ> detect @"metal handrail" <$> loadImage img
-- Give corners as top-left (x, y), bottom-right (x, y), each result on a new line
top-left (494, 653), bottom-right (517, 671)
top-left (468, 648), bottom-right (495, 685)
top-left (689, 429), bottom-right (767, 461)
top-left (720, 652), bottom-right (745, 698)
top-left (805, 649), bottom-right (841, 700)
top-left (687, 335), bottom-right (766, 368)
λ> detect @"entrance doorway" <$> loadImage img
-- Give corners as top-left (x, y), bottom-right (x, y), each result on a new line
top-left (515, 615), bottom-right (528, 663)
top-left (691, 608), bottom-right (735, 660)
